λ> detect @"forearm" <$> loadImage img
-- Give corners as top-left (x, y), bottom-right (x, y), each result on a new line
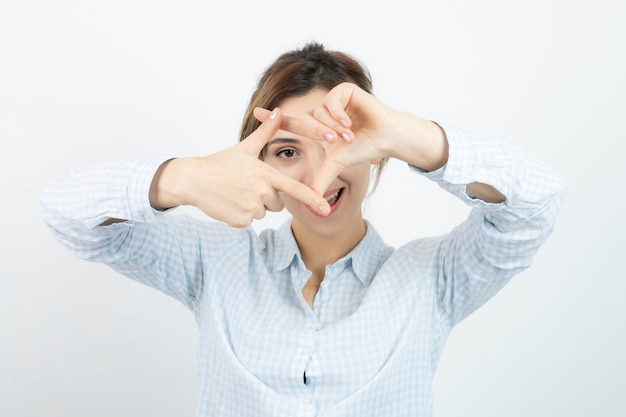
top-left (418, 124), bottom-right (566, 228)
top-left (423, 126), bottom-right (566, 324)
top-left (101, 157), bottom-right (180, 226)
top-left (383, 112), bottom-right (449, 172)
top-left (384, 113), bottom-right (505, 203)
top-left (41, 158), bottom-right (165, 227)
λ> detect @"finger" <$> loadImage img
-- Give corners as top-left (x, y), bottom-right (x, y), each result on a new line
top-left (252, 206), bottom-right (267, 220)
top-left (324, 82), bottom-right (357, 130)
top-left (263, 192), bottom-right (285, 213)
top-left (312, 106), bottom-right (354, 143)
top-left (252, 107), bottom-right (273, 122)
top-left (240, 107), bottom-right (282, 155)
top-left (310, 158), bottom-right (346, 195)
top-left (297, 112), bottom-right (353, 143)
top-left (268, 170), bottom-right (330, 215)
top-left (254, 107), bottom-right (342, 143)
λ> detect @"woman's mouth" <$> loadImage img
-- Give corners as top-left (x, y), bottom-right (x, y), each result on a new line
top-left (325, 188), bottom-right (343, 207)
top-left (307, 187), bottom-right (344, 217)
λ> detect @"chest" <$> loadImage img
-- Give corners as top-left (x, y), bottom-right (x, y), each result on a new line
top-left (199, 253), bottom-right (436, 401)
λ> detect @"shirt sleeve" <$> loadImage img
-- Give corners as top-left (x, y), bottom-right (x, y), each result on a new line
top-left (410, 124), bottom-right (567, 326)
top-left (39, 157), bottom-right (242, 311)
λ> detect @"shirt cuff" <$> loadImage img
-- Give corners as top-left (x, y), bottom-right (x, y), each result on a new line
top-left (408, 123), bottom-right (512, 209)
top-left (84, 157), bottom-right (170, 228)
top-left (126, 157), bottom-right (172, 223)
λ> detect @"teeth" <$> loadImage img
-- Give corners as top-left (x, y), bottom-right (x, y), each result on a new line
top-left (325, 190), bottom-right (340, 202)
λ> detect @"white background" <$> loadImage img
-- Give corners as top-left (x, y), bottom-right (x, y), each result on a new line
top-left (1, 0), bottom-right (625, 416)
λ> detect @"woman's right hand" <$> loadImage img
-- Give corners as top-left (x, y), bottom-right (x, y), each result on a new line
top-left (253, 83), bottom-right (449, 195)
top-left (149, 108), bottom-right (330, 227)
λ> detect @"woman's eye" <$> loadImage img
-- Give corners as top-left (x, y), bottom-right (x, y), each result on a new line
top-left (276, 149), bottom-right (296, 158)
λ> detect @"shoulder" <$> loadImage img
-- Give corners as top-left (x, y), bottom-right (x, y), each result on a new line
top-left (152, 213), bottom-right (265, 256)
top-left (391, 233), bottom-right (448, 269)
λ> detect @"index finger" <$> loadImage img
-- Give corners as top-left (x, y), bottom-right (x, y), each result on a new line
top-left (268, 169), bottom-right (330, 216)
top-left (253, 107), bottom-right (346, 144)
top-left (239, 108), bottom-right (283, 155)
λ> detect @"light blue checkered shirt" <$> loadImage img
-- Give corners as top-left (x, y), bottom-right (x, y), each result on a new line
top-left (40, 125), bottom-right (565, 417)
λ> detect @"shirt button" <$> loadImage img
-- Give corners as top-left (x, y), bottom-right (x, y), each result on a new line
top-left (302, 397), bottom-right (312, 406)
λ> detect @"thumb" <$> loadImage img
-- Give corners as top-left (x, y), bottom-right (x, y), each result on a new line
top-left (240, 108), bottom-right (282, 155)
top-left (311, 158), bottom-right (346, 195)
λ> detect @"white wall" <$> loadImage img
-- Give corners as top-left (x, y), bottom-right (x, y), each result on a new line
top-left (1, 0), bottom-right (624, 416)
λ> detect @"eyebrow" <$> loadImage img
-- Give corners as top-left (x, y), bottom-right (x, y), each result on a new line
top-left (267, 138), bottom-right (301, 147)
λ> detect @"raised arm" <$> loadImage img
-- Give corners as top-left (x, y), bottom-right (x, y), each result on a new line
top-left (254, 82), bottom-right (566, 323)
top-left (253, 82), bottom-right (507, 204)
top-left (412, 124), bottom-right (566, 324)
top-left (40, 109), bottom-right (332, 309)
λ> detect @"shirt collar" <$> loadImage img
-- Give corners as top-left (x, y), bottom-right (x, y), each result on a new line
top-left (271, 219), bottom-right (391, 287)
top-left (348, 220), bottom-right (390, 286)
top-left (272, 220), bottom-right (302, 272)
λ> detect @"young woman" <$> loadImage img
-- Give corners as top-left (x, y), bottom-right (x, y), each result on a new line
top-left (41, 42), bottom-right (566, 416)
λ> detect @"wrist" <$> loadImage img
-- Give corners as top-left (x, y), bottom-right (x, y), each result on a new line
top-left (149, 158), bottom-right (189, 210)
top-left (387, 113), bottom-right (448, 172)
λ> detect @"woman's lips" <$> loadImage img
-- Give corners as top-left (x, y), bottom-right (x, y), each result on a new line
top-left (325, 188), bottom-right (343, 206)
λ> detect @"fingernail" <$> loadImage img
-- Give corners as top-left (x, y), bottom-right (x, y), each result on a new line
top-left (341, 132), bottom-right (351, 142)
top-left (341, 118), bottom-right (350, 128)
top-left (270, 108), bottom-right (278, 120)
top-left (319, 205), bottom-right (330, 215)
top-left (324, 132), bottom-right (334, 142)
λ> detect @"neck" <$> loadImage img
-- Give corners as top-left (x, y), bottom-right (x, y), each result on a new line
top-left (291, 216), bottom-right (367, 276)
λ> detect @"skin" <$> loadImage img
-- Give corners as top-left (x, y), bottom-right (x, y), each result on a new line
top-left (112, 82), bottom-right (506, 306)
top-left (263, 89), bottom-right (374, 303)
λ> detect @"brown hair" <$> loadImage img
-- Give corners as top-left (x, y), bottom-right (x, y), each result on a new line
top-left (239, 41), bottom-right (387, 189)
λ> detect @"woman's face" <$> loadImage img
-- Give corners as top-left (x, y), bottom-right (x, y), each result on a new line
top-left (263, 88), bottom-right (371, 239)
